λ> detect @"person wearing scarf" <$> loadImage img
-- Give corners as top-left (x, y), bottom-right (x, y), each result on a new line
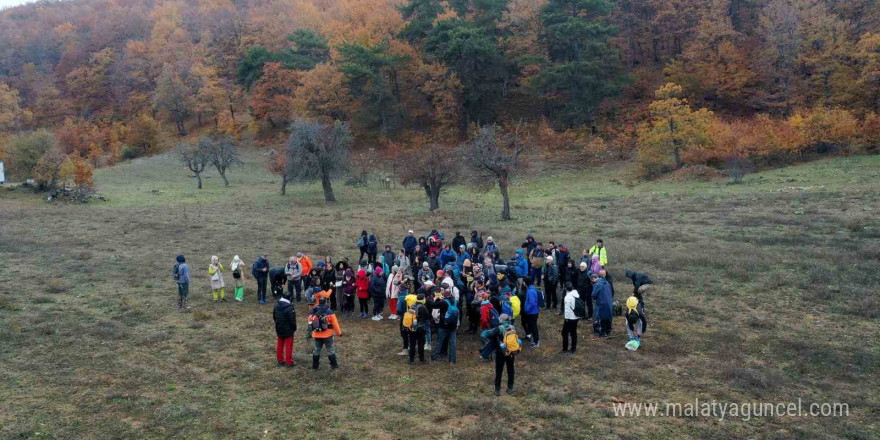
top-left (208, 255), bottom-right (226, 302)
top-left (231, 255), bottom-right (246, 301)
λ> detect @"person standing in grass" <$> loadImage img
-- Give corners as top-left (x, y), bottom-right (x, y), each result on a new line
top-left (483, 313), bottom-right (519, 396)
top-left (387, 265), bottom-right (403, 320)
top-left (298, 253), bottom-right (313, 294)
top-left (357, 230), bottom-right (369, 262)
top-left (544, 255), bottom-right (560, 312)
top-left (396, 281), bottom-right (414, 355)
top-left (591, 273), bottom-right (613, 337)
top-left (285, 256), bottom-right (303, 304)
top-left (429, 289), bottom-right (459, 363)
top-left (341, 268), bottom-right (356, 315)
top-left (173, 255), bottom-right (190, 309)
top-left (309, 296), bottom-right (342, 369)
top-left (369, 266), bottom-right (387, 320)
top-left (403, 229), bottom-right (417, 261)
top-left (560, 282), bottom-right (580, 354)
top-left (355, 268), bottom-right (370, 318)
top-left (589, 239), bottom-right (607, 267)
top-left (404, 293), bottom-right (431, 365)
top-left (273, 294), bottom-right (296, 367)
top-left (231, 255), bottom-right (246, 302)
top-left (252, 254), bottom-right (270, 304)
top-left (366, 234), bottom-right (379, 265)
top-left (208, 256), bottom-right (226, 302)
top-left (523, 278), bottom-right (541, 347)
top-left (577, 262), bottom-right (593, 319)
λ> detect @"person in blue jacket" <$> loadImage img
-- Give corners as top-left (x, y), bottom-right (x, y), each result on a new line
top-left (439, 244), bottom-right (457, 269)
top-left (523, 278), bottom-right (541, 347)
top-left (252, 254), bottom-right (270, 304)
top-left (402, 230), bottom-right (417, 260)
top-left (513, 249), bottom-right (529, 292)
top-left (591, 272), bottom-right (614, 337)
top-left (455, 244), bottom-right (470, 270)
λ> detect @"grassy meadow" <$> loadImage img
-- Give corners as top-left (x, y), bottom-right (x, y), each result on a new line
top-left (1, 150), bottom-right (878, 439)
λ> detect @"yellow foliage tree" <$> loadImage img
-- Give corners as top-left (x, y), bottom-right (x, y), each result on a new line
top-left (637, 83), bottom-right (715, 176)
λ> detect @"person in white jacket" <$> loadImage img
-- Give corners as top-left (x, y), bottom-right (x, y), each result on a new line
top-left (387, 266), bottom-right (403, 320)
top-left (561, 282), bottom-right (580, 354)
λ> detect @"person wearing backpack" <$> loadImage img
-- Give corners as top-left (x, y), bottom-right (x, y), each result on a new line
top-left (172, 255), bottom-right (190, 310)
top-left (560, 282), bottom-right (582, 354)
top-left (252, 254), bottom-right (270, 304)
top-left (357, 230), bottom-right (369, 262)
top-left (309, 296), bottom-right (342, 369)
top-left (355, 268), bottom-right (370, 318)
top-left (482, 313), bottom-right (519, 396)
top-left (396, 282), bottom-right (414, 355)
top-left (403, 294), bottom-right (431, 365)
top-left (284, 256), bottom-right (303, 304)
top-left (544, 255), bottom-right (560, 312)
top-left (366, 234), bottom-right (379, 265)
top-left (230, 255), bottom-right (246, 302)
top-left (208, 256), bottom-right (226, 302)
top-left (591, 273), bottom-right (614, 337)
top-left (273, 294), bottom-right (296, 367)
top-left (428, 290), bottom-right (459, 363)
top-left (523, 278), bottom-right (541, 347)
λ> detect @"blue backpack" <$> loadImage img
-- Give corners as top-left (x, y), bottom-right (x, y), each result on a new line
top-left (501, 296), bottom-right (513, 317)
top-left (489, 307), bottom-right (500, 328)
top-left (444, 299), bottom-right (459, 325)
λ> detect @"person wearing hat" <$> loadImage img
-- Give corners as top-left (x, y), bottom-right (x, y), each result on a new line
top-left (624, 296), bottom-right (647, 347)
top-left (470, 230), bottom-right (484, 251)
top-left (591, 272), bottom-right (613, 337)
top-left (273, 293), bottom-right (296, 367)
top-left (544, 255), bottom-right (560, 312)
top-left (309, 296), bottom-right (342, 369)
top-left (387, 265), bottom-right (403, 320)
top-left (484, 236), bottom-right (499, 260)
top-left (577, 261), bottom-right (593, 319)
top-left (208, 256), bottom-right (227, 302)
top-left (173, 255), bottom-right (190, 309)
top-left (482, 313), bottom-right (518, 396)
top-left (403, 230), bottom-right (417, 260)
top-left (355, 268), bottom-right (370, 318)
top-left (418, 261), bottom-right (434, 287)
top-left (455, 244), bottom-right (470, 271)
top-left (406, 293), bottom-right (431, 365)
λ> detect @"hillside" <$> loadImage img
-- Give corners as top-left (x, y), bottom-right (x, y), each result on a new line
top-left (0, 152), bottom-right (878, 439)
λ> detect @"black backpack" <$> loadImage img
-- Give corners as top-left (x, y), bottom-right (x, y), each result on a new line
top-left (172, 263), bottom-right (181, 282)
top-left (309, 311), bottom-right (329, 332)
top-left (573, 297), bottom-right (587, 319)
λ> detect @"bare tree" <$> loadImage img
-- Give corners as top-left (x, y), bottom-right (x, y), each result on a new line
top-left (201, 134), bottom-right (241, 187)
top-left (285, 118), bottom-right (352, 202)
top-left (460, 124), bottom-right (531, 220)
top-left (397, 144), bottom-right (459, 212)
top-left (177, 142), bottom-right (209, 189)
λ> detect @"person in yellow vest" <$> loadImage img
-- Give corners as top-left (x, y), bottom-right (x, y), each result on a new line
top-left (588, 239), bottom-right (607, 267)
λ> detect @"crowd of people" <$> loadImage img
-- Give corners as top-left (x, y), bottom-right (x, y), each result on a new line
top-left (171, 229), bottom-right (656, 396)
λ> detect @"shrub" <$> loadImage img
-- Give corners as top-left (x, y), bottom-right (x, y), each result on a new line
top-left (3, 129), bottom-right (56, 181)
top-left (789, 107), bottom-right (860, 153)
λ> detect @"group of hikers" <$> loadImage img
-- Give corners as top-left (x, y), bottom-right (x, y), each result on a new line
top-left (171, 229), bottom-right (655, 396)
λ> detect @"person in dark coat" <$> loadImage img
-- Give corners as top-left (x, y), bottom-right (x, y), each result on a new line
top-left (565, 260), bottom-right (579, 291)
top-left (521, 233), bottom-right (538, 256)
top-left (273, 296), bottom-right (297, 366)
top-left (369, 267), bottom-right (387, 320)
top-left (269, 266), bottom-right (287, 299)
top-left (252, 254), bottom-right (270, 304)
top-left (403, 230), bottom-right (417, 260)
top-left (452, 231), bottom-right (467, 252)
top-left (625, 269), bottom-right (654, 307)
top-left (544, 255), bottom-right (560, 312)
top-left (366, 234), bottom-right (379, 264)
top-left (470, 230), bottom-right (484, 251)
top-left (591, 273), bottom-right (613, 337)
top-left (357, 230), bottom-right (369, 262)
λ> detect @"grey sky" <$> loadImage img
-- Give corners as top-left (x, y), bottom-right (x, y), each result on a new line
top-left (1, 0), bottom-right (37, 9)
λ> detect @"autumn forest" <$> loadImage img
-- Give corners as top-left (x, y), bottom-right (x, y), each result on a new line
top-left (0, 0), bottom-right (878, 186)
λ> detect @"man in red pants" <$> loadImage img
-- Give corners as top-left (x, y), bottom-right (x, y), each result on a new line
top-left (273, 295), bottom-right (296, 367)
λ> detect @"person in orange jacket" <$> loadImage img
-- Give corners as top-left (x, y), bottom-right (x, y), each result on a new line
top-left (309, 296), bottom-right (342, 369)
top-left (309, 288), bottom-right (332, 310)
top-left (298, 252), bottom-right (313, 293)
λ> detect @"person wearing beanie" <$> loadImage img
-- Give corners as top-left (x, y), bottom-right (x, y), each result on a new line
top-left (452, 231), bottom-right (467, 253)
top-left (403, 230), bottom-right (417, 260)
top-left (355, 268), bottom-right (370, 318)
top-left (173, 255), bottom-right (190, 309)
top-left (309, 296), bottom-right (341, 369)
top-left (560, 282), bottom-right (580, 354)
top-left (273, 294), bottom-right (296, 367)
top-left (484, 236), bottom-right (499, 260)
top-left (624, 296), bottom-right (647, 349)
top-left (544, 255), bottom-right (560, 312)
top-left (369, 266), bottom-right (387, 320)
top-left (481, 313), bottom-right (518, 396)
top-left (470, 230), bottom-right (484, 251)
top-left (418, 261), bottom-right (434, 287)
top-left (406, 294), bottom-right (431, 365)
top-left (382, 245), bottom-right (396, 273)
top-left (230, 255), bottom-right (246, 302)
top-left (577, 262), bottom-right (593, 319)
top-left (342, 268), bottom-right (356, 315)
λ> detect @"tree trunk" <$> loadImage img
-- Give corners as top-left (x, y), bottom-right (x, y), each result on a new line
top-left (280, 176), bottom-right (288, 195)
top-left (228, 104), bottom-right (235, 120)
top-left (196, 173), bottom-right (203, 189)
top-left (321, 173), bottom-right (336, 202)
top-left (218, 170), bottom-right (229, 187)
top-left (427, 185), bottom-right (440, 211)
top-left (499, 178), bottom-right (511, 220)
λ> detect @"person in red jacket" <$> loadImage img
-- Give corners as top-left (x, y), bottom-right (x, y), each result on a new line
top-left (355, 268), bottom-right (370, 318)
top-left (309, 297), bottom-right (342, 369)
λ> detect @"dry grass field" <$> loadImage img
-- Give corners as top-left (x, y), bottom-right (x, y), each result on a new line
top-left (1, 150), bottom-right (878, 439)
